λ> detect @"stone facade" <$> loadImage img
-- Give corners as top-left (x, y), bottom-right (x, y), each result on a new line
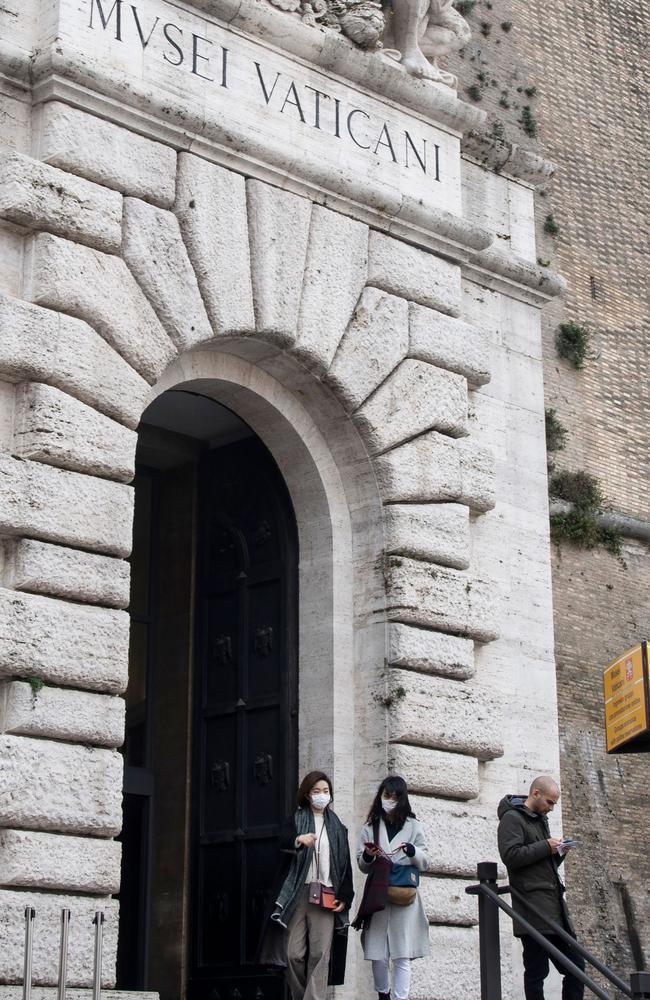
top-left (0, 1), bottom-right (565, 998)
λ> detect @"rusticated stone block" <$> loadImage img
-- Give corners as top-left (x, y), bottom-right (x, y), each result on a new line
top-left (355, 360), bottom-right (467, 454)
top-left (388, 623), bottom-right (475, 679)
top-left (410, 926), bottom-right (480, 999)
top-left (419, 875), bottom-right (479, 925)
top-left (0, 589), bottom-right (129, 694)
top-left (0, 681), bottom-right (125, 748)
top-left (0, 735), bottom-right (122, 836)
top-left (0, 888), bottom-right (118, 987)
top-left (385, 556), bottom-right (499, 642)
top-left (384, 503), bottom-right (470, 569)
top-left (13, 383), bottom-right (136, 482)
top-left (375, 431), bottom-right (461, 503)
top-left (409, 302), bottom-right (490, 386)
top-left (7, 538), bottom-right (129, 609)
top-left (387, 669), bottom-right (503, 760)
top-left (458, 436), bottom-right (497, 512)
top-left (122, 198), bottom-right (212, 350)
top-left (368, 231), bottom-right (461, 316)
top-left (413, 795), bottom-right (499, 877)
top-left (0, 455), bottom-right (133, 557)
top-left (390, 744), bottom-right (479, 799)
top-left (25, 233), bottom-right (176, 384)
top-left (326, 287), bottom-right (408, 410)
top-left (36, 101), bottom-right (176, 207)
top-left (0, 294), bottom-right (150, 430)
top-left (0, 150), bottom-right (122, 252)
top-left (175, 154), bottom-right (254, 335)
top-left (296, 206), bottom-right (368, 374)
top-left (247, 181), bottom-right (311, 343)
top-left (0, 829), bottom-right (121, 894)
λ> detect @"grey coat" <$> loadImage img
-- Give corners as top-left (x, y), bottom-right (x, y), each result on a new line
top-left (356, 817), bottom-right (431, 961)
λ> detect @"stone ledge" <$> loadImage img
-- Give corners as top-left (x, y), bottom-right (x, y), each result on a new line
top-left (0, 681), bottom-right (125, 748)
top-left (387, 668), bottom-right (503, 760)
top-left (384, 503), bottom-right (470, 570)
top-left (388, 624), bottom-right (475, 680)
top-left (0, 588), bottom-right (129, 694)
top-left (0, 829), bottom-right (121, 894)
top-left (5, 538), bottom-right (130, 610)
top-left (0, 455), bottom-right (134, 558)
top-left (0, 735), bottom-right (122, 837)
top-left (390, 744), bottom-right (479, 799)
top-left (385, 556), bottom-right (499, 643)
top-left (0, 149), bottom-right (122, 253)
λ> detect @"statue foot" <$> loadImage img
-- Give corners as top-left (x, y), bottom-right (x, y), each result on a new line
top-left (400, 49), bottom-right (451, 83)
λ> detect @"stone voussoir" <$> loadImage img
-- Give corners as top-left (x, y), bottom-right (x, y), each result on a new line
top-left (296, 205), bottom-right (368, 375)
top-left (25, 232), bottom-right (177, 384)
top-left (0, 888), bottom-right (118, 987)
top-left (368, 230), bottom-right (462, 316)
top-left (387, 668), bottom-right (503, 760)
top-left (355, 359), bottom-right (467, 455)
top-left (175, 154), bottom-right (255, 335)
top-left (385, 555), bottom-right (499, 642)
top-left (13, 383), bottom-right (137, 483)
top-left (0, 454), bottom-right (134, 557)
top-left (0, 294), bottom-right (150, 431)
top-left (122, 197), bottom-right (213, 351)
top-left (0, 734), bottom-right (123, 836)
top-left (390, 743), bottom-right (479, 800)
top-left (413, 795), bottom-right (499, 878)
top-left (0, 149), bottom-right (122, 253)
top-left (6, 538), bottom-right (130, 609)
top-left (409, 301), bottom-right (491, 386)
top-left (35, 100), bottom-right (177, 208)
top-left (0, 588), bottom-right (129, 694)
top-left (388, 623), bottom-right (475, 679)
top-left (383, 502), bottom-right (470, 570)
top-left (419, 874), bottom-right (479, 925)
top-left (0, 680), bottom-right (125, 748)
top-left (326, 286), bottom-right (409, 411)
top-left (246, 180), bottom-right (312, 344)
top-left (0, 829), bottom-right (121, 894)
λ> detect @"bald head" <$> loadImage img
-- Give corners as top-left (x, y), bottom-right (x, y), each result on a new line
top-left (525, 775), bottom-right (560, 815)
top-left (529, 775), bottom-right (560, 797)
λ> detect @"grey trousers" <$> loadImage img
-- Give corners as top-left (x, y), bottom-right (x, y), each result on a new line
top-left (286, 885), bottom-right (335, 1000)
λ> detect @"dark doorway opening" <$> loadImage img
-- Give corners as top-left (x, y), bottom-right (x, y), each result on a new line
top-left (117, 392), bottom-right (298, 1000)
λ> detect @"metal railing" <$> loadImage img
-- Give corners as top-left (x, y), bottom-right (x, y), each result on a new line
top-left (466, 863), bottom-right (650, 1000)
top-left (21, 906), bottom-right (106, 1000)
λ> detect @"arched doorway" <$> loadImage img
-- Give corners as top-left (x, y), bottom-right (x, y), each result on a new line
top-left (117, 389), bottom-right (298, 1000)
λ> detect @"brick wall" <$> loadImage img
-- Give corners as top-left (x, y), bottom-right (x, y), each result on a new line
top-left (450, 0), bottom-right (650, 976)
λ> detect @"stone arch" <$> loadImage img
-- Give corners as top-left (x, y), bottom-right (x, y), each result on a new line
top-left (0, 141), bottom-right (507, 990)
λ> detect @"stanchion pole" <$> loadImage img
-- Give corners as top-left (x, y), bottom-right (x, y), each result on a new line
top-left (57, 909), bottom-right (70, 1000)
top-left (22, 907), bottom-right (35, 1000)
top-left (92, 911), bottom-right (105, 1000)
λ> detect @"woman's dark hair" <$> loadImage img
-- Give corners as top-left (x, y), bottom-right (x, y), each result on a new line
top-left (297, 770), bottom-right (333, 808)
top-left (366, 774), bottom-right (415, 830)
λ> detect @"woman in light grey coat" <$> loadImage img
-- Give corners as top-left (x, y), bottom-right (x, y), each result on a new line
top-left (356, 776), bottom-right (430, 1000)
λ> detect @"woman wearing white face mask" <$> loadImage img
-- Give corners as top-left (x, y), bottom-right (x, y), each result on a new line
top-left (259, 770), bottom-right (354, 1000)
top-left (354, 776), bottom-right (430, 1000)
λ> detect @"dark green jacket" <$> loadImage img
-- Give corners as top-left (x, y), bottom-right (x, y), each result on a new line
top-left (497, 795), bottom-right (573, 937)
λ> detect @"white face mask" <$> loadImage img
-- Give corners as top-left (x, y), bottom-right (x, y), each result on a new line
top-left (311, 792), bottom-right (331, 810)
top-left (381, 797), bottom-right (398, 812)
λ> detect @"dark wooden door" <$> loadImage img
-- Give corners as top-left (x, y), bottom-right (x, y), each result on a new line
top-left (190, 437), bottom-right (298, 1000)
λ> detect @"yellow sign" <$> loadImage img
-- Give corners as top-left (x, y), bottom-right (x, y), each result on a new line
top-left (603, 643), bottom-right (650, 753)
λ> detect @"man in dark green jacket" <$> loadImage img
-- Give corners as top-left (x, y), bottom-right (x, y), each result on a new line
top-left (497, 775), bottom-right (584, 1000)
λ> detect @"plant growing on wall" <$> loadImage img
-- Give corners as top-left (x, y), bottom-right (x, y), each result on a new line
top-left (549, 470), bottom-right (622, 558)
top-left (555, 322), bottom-right (598, 369)
top-left (545, 408), bottom-right (568, 455)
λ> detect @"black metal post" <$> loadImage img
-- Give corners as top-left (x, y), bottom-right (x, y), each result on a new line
top-left (92, 911), bottom-right (105, 1000)
top-left (631, 972), bottom-right (650, 999)
top-left (477, 862), bottom-right (502, 1000)
top-left (22, 907), bottom-right (35, 1000)
top-left (57, 909), bottom-right (70, 1000)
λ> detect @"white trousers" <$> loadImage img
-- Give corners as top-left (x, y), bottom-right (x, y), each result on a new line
top-left (372, 957), bottom-right (412, 1000)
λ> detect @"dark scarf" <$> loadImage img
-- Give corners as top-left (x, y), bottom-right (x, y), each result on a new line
top-left (272, 806), bottom-right (350, 929)
top-left (351, 820), bottom-right (391, 931)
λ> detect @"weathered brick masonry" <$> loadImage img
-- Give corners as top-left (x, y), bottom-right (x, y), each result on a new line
top-left (449, 0), bottom-right (650, 976)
